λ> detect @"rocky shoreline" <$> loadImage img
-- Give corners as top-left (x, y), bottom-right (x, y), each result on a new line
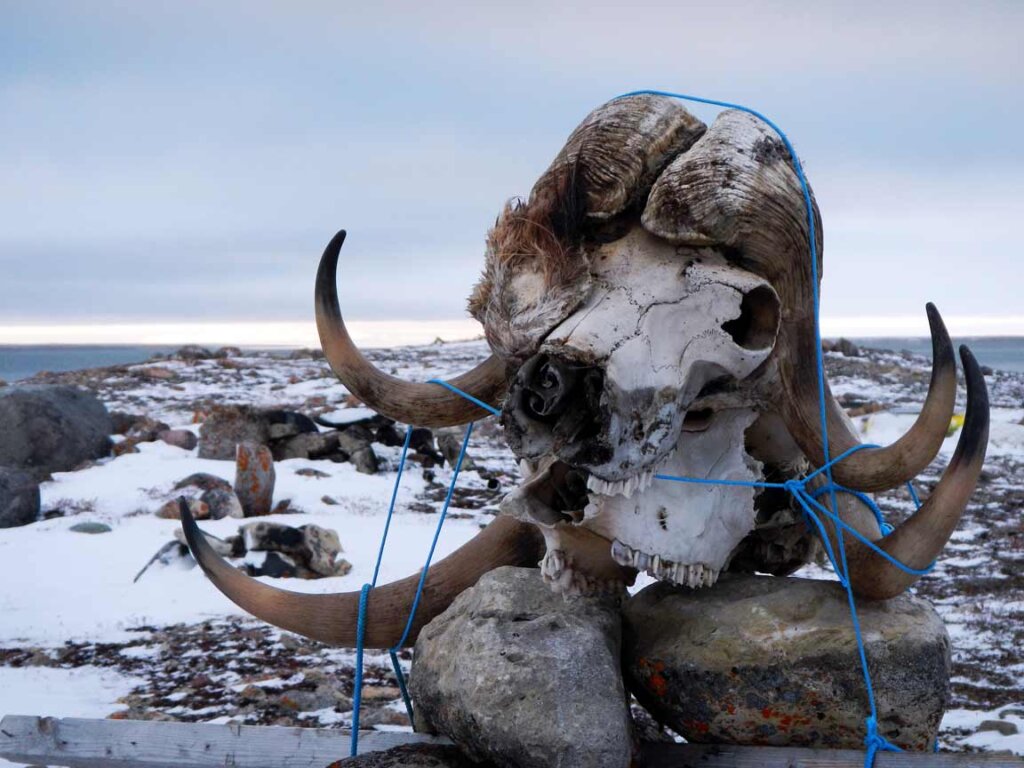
top-left (0, 339), bottom-right (1021, 754)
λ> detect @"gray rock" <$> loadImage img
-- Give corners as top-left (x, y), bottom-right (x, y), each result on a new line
top-left (349, 446), bottom-right (379, 475)
top-left (410, 566), bottom-right (633, 768)
top-left (200, 488), bottom-right (244, 519)
top-left (158, 429), bottom-right (198, 451)
top-left (69, 521), bottom-right (112, 534)
top-left (268, 422), bottom-right (301, 440)
top-left (198, 405), bottom-right (271, 460)
top-left (978, 719), bottom-right (1019, 736)
top-left (332, 744), bottom-right (483, 768)
top-left (127, 416), bottom-right (171, 442)
top-left (336, 429), bottom-right (372, 456)
top-left (109, 411), bottom-right (141, 435)
top-left (234, 442), bottom-right (275, 516)
top-left (435, 428), bottom-right (474, 470)
top-left (0, 468), bottom-right (40, 528)
top-left (623, 574), bottom-right (950, 751)
top-left (239, 520), bottom-right (349, 577)
top-left (174, 472), bottom-right (232, 493)
top-left (273, 431), bottom-right (339, 461)
top-left (0, 385), bottom-right (112, 478)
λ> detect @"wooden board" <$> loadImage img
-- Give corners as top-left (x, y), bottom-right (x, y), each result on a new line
top-left (0, 716), bottom-right (448, 767)
top-left (641, 741), bottom-right (1024, 767)
top-left (1, 716), bottom-right (1021, 768)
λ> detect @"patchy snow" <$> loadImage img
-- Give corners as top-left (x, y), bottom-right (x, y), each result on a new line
top-left (0, 665), bottom-right (143, 719)
top-left (1, 340), bottom-right (1022, 753)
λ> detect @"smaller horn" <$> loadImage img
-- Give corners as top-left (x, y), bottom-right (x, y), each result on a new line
top-left (180, 500), bottom-right (544, 648)
top-left (836, 345), bottom-right (989, 600)
top-left (316, 230), bottom-right (509, 427)
top-left (783, 303), bottom-right (958, 492)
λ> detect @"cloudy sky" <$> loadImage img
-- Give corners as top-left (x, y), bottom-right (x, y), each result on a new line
top-left (2, 1), bottom-right (1022, 339)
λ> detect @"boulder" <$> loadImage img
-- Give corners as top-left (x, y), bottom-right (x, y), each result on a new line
top-left (174, 473), bottom-right (232, 493)
top-left (273, 431), bottom-right (339, 461)
top-left (234, 442), bottom-right (275, 516)
top-left (410, 566), bottom-right (633, 768)
top-left (329, 744), bottom-right (487, 768)
top-left (200, 488), bottom-right (244, 519)
top-left (198, 405), bottom-right (271, 460)
top-left (158, 429), bottom-right (198, 451)
top-left (0, 385), bottom-right (112, 478)
top-left (240, 520), bottom-right (350, 577)
top-left (435, 428), bottom-right (474, 470)
top-left (0, 468), bottom-right (40, 528)
top-left (623, 574), bottom-right (950, 751)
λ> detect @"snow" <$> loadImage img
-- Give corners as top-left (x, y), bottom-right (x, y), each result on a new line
top-left (0, 665), bottom-right (143, 719)
top-left (2, 439), bottom-right (481, 646)
top-left (1, 339), bottom-right (1022, 755)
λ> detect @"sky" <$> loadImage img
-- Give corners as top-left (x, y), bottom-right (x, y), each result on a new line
top-left (1, 1), bottom-right (1022, 342)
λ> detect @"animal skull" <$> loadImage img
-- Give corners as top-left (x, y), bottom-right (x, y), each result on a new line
top-left (181, 95), bottom-right (989, 650)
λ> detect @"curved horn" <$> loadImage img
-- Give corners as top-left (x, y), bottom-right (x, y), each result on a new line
top-left (642, 111), bottom-right (957, 492)
top-left (316, 230), bottom-right (509, 427)
top-left (822, 345), bottom-right (989, 600)
top-left (781, 303), bottom-right (958, 492)
top-left (181, 501), bottom-right (544, 648)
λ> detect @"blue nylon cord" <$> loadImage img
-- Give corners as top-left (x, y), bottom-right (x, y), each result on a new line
top-left (427, 378), bottom-right (501, 416)
top-left (350, 403), bottom-right (480, 756)
top-left (616, 89), bottom-right (939, 765)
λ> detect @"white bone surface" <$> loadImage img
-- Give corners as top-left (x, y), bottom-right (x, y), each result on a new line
top-left (581, 407), bottom-right (762, 580)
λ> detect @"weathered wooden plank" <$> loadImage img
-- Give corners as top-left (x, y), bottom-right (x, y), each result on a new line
top-left (641, 741), bottom-right (1024, 767)
top-left (0, 716), bottom-right (449, 768)
top-left (2, 716), bottom-right (1021, 768)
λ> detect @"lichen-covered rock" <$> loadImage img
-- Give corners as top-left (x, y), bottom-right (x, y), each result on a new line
top-left (623, 574), bottom-right (950, 751)
top-left (0, 468), bottom-right (39, 528)
top-left (198, 405), bottom-right (271, 460)
top-left (0, 385), bottom-right (112, 478)
top-left (410, 566), bottom-right (632, 768)
top-left (234, 442), bottom-right (275, 516)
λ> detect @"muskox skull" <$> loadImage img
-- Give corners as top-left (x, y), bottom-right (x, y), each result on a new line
top-left (182, 95), bottom-right (989, 649)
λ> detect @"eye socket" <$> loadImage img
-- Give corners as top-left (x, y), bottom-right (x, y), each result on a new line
top-left (721, 284), bottom-right (780, 350)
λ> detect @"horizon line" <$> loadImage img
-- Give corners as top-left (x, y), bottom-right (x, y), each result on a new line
top-left (1, 316), bottom-right (1023, 347)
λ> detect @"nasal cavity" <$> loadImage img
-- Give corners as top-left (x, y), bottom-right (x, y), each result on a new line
top-left (721, 284), bottom-right (781, 350)
top-left (517, 354), bottom-right (581, 423)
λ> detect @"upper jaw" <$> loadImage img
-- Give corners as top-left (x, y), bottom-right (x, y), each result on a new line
top-left (501, 407), bottom-right (763, 596)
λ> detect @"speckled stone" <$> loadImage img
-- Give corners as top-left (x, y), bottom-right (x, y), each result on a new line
top-left (623, 574), bottom-right (950, 751)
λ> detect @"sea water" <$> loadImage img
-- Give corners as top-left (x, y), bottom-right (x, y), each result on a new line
top-left (2, 337), bottom-right (1023, 383)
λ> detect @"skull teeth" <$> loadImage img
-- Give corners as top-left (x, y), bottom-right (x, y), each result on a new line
top-left (586, 468), bottom-right (656, 499)
top-left (540, 549), bottom-right (624, 598)
top-left (610, 539), bottom-right (719, 588)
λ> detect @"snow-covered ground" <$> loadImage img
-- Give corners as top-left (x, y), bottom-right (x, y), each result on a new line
top-left (1, 340), bottom-right (1022, 758)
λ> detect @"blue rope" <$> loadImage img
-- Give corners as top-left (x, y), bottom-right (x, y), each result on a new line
top-left (349, 391), bottom-right (481, 756)
top-left (615, 89), bottom-right (936, 766)
top-left (427, 378), bottom-right (501, 416)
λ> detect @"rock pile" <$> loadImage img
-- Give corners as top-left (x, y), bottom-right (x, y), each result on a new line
top-left (393, 568), bottom-right (953, 767)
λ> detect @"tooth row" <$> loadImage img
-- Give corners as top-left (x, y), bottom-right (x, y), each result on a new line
top-left (586, 468), bottom-right (655, 499)
top-left (540, 549), bottom-right (625, 598)
top-left (610, 539), bottom-right (719, 588)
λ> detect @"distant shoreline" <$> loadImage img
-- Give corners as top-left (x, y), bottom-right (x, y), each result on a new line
top-left (3, 335), bottom-right (1024, 383)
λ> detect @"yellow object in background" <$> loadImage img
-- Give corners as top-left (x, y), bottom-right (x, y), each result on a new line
top-left (947, 413), bottom-right (965, 438)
